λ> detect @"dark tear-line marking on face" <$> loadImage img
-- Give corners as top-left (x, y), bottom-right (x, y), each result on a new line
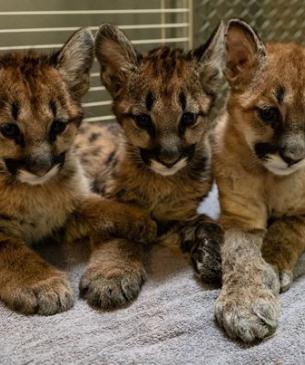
top-left (49, 100), bottom-right (57, 117)
top-left (179, 91), bottom-right (186, 111)
top-left (145, 91), bottom-right (154, 111)
top-left (275, 85), bottom-right (285, 104)
top-left (11, 101), bottom-right (19, 120)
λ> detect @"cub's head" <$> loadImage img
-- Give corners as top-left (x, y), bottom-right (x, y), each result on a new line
top-left (95, 24), bottom-right (225, 176)
top-left (224, 19), bottom-right (305, 176)
top-left (0, 28), bottom-right (94, 185)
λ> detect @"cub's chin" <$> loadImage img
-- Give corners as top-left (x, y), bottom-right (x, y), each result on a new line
top-left (150, 158), bottom-right (187, 176)
top-left (263, 154), bottom-right (305, 176)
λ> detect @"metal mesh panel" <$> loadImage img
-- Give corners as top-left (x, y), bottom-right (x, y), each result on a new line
top-left (193, 0), bottom-right (305, 116)
top-left (194, 0), bottom-right (305, 46)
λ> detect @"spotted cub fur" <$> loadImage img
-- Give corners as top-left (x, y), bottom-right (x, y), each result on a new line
top-left (74, 24), bottom-right (225, 309)
top-left (0, 28), bottom-right (156, 315)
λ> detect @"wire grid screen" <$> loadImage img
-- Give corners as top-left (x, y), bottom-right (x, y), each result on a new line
top-left (193, 0), bottom-right (305, 117)
top-left (0, 0), bottom-right (192, 123)
top-left (194, 0), bottom-right (305, 46)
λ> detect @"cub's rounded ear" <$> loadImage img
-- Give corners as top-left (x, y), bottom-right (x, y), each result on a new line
top-left (54, 28), bottom-right (94, 100)
top-left (95, 24), bottom-right (139, 97)
top-left (224, 19), bottom-right (266, 90)
top-left (193, 21), bottom-right (225, 97)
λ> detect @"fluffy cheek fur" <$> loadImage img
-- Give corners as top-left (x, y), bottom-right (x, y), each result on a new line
top-left (56, 122), bottom-right (79, 152)
top-left (122, 120), bottom-right (152, 149)
top-left (184, 120), bottom-right (208, 144)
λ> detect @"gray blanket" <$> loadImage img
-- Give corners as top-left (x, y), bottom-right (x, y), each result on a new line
top-left (1, 188), bottom-right (305, 365)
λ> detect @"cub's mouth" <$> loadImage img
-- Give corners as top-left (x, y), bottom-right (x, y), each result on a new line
top-left (139, 145), bottom-right (195, 177)
top-left (4, 152), bottom-right (66, 185)
top-left (149, 158), bottom-right (188, 176)
top-left (254, 142), bottom-right (305, 176)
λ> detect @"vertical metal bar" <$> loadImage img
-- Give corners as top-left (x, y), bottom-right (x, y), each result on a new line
top-left (160, 0), bottom-right (166, 42)
top-left (188, 0), bottom-right (193, 49)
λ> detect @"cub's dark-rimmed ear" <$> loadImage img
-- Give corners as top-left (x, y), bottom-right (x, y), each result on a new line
top-left (224, 19), bottom-right (266, 90)
top-left (193, 21), bottom-right (225, 96)
top-left (54, 28), bottom-right (94, 100)
top-left (95, 24), bottom-right (138, 97)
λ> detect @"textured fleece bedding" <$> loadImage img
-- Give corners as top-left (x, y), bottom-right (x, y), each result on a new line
top-left (1, 186), bottom-right (305, 365)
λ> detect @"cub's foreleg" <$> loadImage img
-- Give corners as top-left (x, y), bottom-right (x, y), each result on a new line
top-left (66, 194), bottom-right (157, 244)
top-left (65, 196), bottom-right (155, 309)
top-left (0, 234), bottom-right (73, 315)
top-left (262, 216), bottom-right (305, 292)
top-left (79, 236), bottom-right (146, 309)
top-left (215, 229), bottom-right (280, 343)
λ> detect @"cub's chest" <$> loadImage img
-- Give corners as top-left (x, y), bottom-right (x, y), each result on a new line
top-left (118, 173), bottom-right (210, 222)
top-left (267, 170), bottom-right (305, 217)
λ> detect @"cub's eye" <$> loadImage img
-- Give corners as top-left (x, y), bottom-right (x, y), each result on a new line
top-left (257, 107), bottom-right (279, 124)
top-left (0, 123), bottom-right (20, 139)
top-left (50, 120), bottom-right (66, 138)
top-left (133, 114), bottom-right (152, 128)
top-left (180, 112), bottom-right (197, 127)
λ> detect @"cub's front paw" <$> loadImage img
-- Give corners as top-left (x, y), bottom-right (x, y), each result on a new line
top-left (79, 266), bottom-right (146, 310)
top-left (181, 219), bottom-right (223, 283)
top-left (1, 272), bottom-right (74, 315)
top-left (215, 287), bottom-right (279, 343)
top-left (278, 270), bottom-right (293, 293)
top-left (121, 209), bottom-right (157, 244)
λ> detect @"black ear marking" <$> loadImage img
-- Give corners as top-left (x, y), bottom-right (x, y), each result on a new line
top-left (145, 91), bottom-right (154, 111)
top-left (11, 101), bottom-right (19, 120)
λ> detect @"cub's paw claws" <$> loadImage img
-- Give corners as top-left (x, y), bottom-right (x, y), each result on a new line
top-left (132, 218), bottom-right (157, 245)
top-left (279, 271), bottom-right (293, 293)
top-left (79, 268), bottom-right (146, 310)
top-left (181, 220), bottom-right (223, 284)
top-left (122, 214), bottom-right (157, 245)
top-left (215, 289), bottom-right (279, 343)
top-left (4, 275), bottom-right (74, 315)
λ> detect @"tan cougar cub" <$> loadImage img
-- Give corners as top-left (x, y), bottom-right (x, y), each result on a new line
top-left (74, 24), bottom-right (225, 309)
top-left (0, 28), bottom-right (155, 315)
top-left (214, 19), bottom-right (305, 342)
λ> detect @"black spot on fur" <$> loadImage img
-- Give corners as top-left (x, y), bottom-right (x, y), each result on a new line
top-left (92, 180), bottom-right (105, 195)
top-left (89, 132), bottom-right (101, 143)
top-left (105, 151), bottom-right (116, 166)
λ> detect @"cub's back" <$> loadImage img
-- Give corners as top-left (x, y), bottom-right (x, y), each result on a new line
top-left (74, 121), bottom-right (124, 196)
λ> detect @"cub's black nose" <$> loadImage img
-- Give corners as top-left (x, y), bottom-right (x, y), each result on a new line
top-left (279, 149), bottom-right (303, 166)
top-left (26, 155), bottom-right (52, 176)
